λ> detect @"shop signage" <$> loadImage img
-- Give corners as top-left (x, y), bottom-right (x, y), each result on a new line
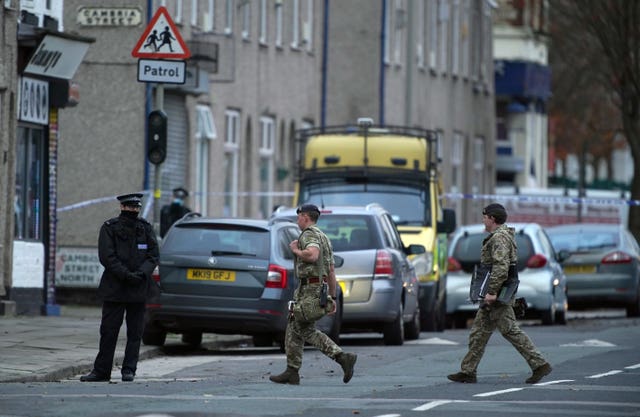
top-left (19, 77), bottom-right (49, 125)
top-left (24, 34), bottom-right (91, 80)
top-left (77, 7), bottom-right (143, 26)
top-left (55, 247), bottom-right (103, 288)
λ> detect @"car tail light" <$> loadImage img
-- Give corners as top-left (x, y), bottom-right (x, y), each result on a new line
top-left (526, 254), bottom-right (548, 268)
top-left (151, 266), bottom-right (160, 283)
top-left (267, 264), bottom-right (288, 288)
top-left (602, 251), bottom-right (632, 264)
top-left (448, 257), bottom-right (462, 272)
top-left (374, 249), bottom-right (393, 277)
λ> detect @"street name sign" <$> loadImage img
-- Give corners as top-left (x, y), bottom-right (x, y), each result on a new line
top-left (137, 59), bottom-right (186, 84)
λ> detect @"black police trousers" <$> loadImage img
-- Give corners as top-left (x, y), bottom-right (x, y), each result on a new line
top-left (92, 301), bottom-right (146, 377)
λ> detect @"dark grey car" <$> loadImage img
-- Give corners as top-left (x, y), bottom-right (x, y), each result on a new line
top-left (271, 204), bottom-right (424, 345)
top-left (143, 216), bottom-right (341, 350)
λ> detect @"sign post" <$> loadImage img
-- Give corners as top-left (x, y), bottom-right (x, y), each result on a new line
top-left (132, 7), bottom-right (191, 233)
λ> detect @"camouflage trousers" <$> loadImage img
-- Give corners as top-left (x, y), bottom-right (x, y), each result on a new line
top-left (285, 285), bottom-right (342, 370)
top-left (460, 301), bottom-right (547, 375)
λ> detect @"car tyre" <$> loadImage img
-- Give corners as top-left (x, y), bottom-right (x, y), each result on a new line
top-left (252, 334), bottom-right (274, 347)
top-left (182, 332), bottom-right (203, 347)
top-left (626, 287), bottom-right (640, 317)
top-left (383, 303), bottom-right (404, 346)
top-left (327, 298), bottom-right (342, 344)
top-left (404, 307), bottom-right (421, 340)
top-left (142, 324), bottom-right (167, 346)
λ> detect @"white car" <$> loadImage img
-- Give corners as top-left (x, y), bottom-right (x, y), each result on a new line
top-left (446, 223), bottom-right (569, 328)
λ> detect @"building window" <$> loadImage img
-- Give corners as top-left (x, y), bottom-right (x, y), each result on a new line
top-left (451, 0), bottom-right (460, 76)
top-left (438, 0), bottom-right (449, 74)
top-left (291, 0), bottom-right (300, 48)
top-left (393, 0), bottom-right (404, 66)
top-left (224, 109), bottom-right (240, 216)
top-left (191, 0), bottom-right (198, 27)
top-left (383, 0), bottom-right (391, 64)
top-left (472, 136), bottom-right (485, 194)
top-left (224, 0), bottom-right (234, 35)
top-left (175, 0), bottom-right (183, 24)
top-left (461, 0), bottom-right (470, 78)
top-left (451, 131), bottom-right (463, 194)
top-left (195, 105), bottom-right (217, 214)
top-left (241, 0), bottom-right (250, 40)
top-left (428, 0), bottom-right (437, 70)
top-left (303, 0), bottom-right (313, 51)
top-left (275, 0), bottom-right (283, 47)
top-left (259, 116), bottom-right (275, 218)
top-left (15, 126), bottom-right (45, 240)
top-left (259, 0), bottom-right (268, 44)
top-left (416, 0), bottom-right (425, 68)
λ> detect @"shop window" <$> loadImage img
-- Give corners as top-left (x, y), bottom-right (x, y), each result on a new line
top-left (15, 126), bottom-right (45, 240)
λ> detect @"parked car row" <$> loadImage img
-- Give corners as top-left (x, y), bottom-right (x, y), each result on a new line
top-left (144, 204), bottom-right (426, 349)
top-left (446, 221), bottom-right (640, 329)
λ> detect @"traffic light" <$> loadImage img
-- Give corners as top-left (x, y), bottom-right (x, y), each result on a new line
top-left (147, 110), bottom-right (167, 165)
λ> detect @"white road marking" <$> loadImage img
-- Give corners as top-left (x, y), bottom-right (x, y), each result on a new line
top-left (406, 337), bottom-right (459, 345)
top-left (560, 339), bottom-right (616, 347)
top-left (413, 400), bottom-right (469, 411)
top-left (586, 370), bottom-right (623, 379)
top-left (371, 414), bottom-right (402, 417)
top-left (625, 363), bottom-right (640, 370)
top-left (534, 379), bottom-right (574, 386)
top-left (473, 388), bottom-right (524, 397)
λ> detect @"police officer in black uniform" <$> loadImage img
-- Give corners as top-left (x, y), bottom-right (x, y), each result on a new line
top-left (80, 193), bottom-right (159, 382)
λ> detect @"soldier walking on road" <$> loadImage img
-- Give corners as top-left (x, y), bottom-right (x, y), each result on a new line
top-left (81, 193), bottom-right (159, 382)
top-left (270, 204), bottom-right (357, 385)
top-left (447, 203), bottom-right (552, 384)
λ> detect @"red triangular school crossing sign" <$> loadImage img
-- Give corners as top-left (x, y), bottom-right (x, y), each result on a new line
top-left (132, 6), bottom-right (191, 59)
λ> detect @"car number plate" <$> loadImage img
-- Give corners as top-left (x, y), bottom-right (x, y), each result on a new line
top-left (563, 265), bottom-right (597, 274)
top-left (187, 269), bottom-right (236, 281)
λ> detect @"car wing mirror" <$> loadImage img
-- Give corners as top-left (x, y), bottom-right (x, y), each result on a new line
top-left (333, 255), bottom-right (344, 268)
top-left (406, 244), bottom-right (426, 255)
top-left (556, 249), bottom-right (571, 263)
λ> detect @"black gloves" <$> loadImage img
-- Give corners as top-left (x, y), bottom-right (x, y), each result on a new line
top-left (126, 271), bottom-right (145, 284)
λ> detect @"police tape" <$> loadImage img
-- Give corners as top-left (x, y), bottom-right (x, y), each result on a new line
top-left (443, 193), bottom-right (640, 207)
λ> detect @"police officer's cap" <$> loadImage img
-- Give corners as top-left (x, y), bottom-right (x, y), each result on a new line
top-left (117, 193), bottom-right (143, 207)
top-left (482, 203), bottom-right (507, 223)
top-left (296, 204), bottom-right (321, 215)
top-left (172, 187), bottom-right (189, 198)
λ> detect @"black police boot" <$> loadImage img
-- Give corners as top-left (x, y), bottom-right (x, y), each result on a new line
top-left (269, 366), bottom-right (300, 385)
top-left (335, 352), bottom-right (357, 383)
top-left (80, 371), bottom-right (110, 382)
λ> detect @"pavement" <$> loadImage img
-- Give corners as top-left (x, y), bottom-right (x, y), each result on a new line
top-left (0, 305), bottom-right (249, 383)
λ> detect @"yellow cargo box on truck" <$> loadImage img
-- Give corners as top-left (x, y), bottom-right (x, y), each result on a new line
top-left (293, 119), bottom-right (456, 331)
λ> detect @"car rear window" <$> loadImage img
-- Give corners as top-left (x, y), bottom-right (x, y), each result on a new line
top-left (452, 231), bottom-right (534, 272)
top-left (316, 215), bottom-right (376, 251)
top-left (163, 224), bottom-right (270, 258)
top-left (548, 230), bottom-right (619, 252)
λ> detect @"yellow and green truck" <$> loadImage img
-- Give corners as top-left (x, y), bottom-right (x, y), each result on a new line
top-left (293, 118), bottom-right (456, 331)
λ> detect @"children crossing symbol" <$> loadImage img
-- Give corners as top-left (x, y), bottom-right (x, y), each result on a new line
top-left (132, 7), bottom-right (190, 59)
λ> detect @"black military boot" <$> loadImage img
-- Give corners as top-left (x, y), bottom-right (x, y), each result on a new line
top-left (335, 352), bottom-right (357, 383)
top-left (269, 366), bottom-right (300, 385)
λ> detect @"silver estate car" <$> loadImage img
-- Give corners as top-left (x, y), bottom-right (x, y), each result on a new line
top-left (547, 223), bottom-right (640, 317)
top-left (272, 204), bottom-right (424, 345)
top-left (446, 223), bottom-right (569, 328)
top-left (143, 215), bottom-right (341, 350)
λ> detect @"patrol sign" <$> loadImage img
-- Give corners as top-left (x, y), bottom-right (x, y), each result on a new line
top-left (137, 59), bottom-right (186, 84)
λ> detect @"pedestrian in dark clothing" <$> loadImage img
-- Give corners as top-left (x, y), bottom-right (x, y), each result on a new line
top-left (160, 187), bottom-right (191, 238)
top-left (269, 204), bottom-right (357, 385)
top-left (447, 203), bottom-right (552, 384)
top-left (80, 193), bottom-right (159, 382)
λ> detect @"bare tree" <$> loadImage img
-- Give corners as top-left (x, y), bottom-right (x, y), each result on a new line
top-left (550, 0), bottom-right (639, 239)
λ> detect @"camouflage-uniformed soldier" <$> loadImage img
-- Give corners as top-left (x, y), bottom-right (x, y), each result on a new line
top-left (448, 203), bottom-right (552, 384)
top-left (270, 204), bottom-right (357, 385)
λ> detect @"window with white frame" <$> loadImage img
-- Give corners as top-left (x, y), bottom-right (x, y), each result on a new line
top-left (428, 0), bottom-right (437, 70)
top-left (241, 0), bottom-right (250, 40)
top-left (438, 0), bottom-right (449, 74)
top-left (191, 0), bottom-right (198, 27)
top-left (461, 0), bottom-right (470, 78)
top-left (175, 0), bottom-right (183, 23)
top-left (224, 109), bottom-right (240, 216)
top-left (275, 0), bottom-right (283, 47)
top-left (416, 0), bottom-right (425, 68)
top-left (451, 132), bottom-right (463, 194)
top-left (303, 0), bottom-right (313, 51)
top-left (259, 116), bottom-right (275, 218)
top-left (195, 105), bottom-right (217, 214)
top-left (224, 0), bottom-right (234, 34)
top-left (383, 0), bottom-right (391, 64)
top-left (393, 0), bottom-right (404, 65)
top-left (451, 0), bottom-right (460, 76)
top-left (259, 0), bottom-right (267, 44)
top-left (291, 0), bottom-right (300, 48)
top-left (472, 136), bottom-right (485, 194)
top-left (482, 0), bottom-right (491, 85)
